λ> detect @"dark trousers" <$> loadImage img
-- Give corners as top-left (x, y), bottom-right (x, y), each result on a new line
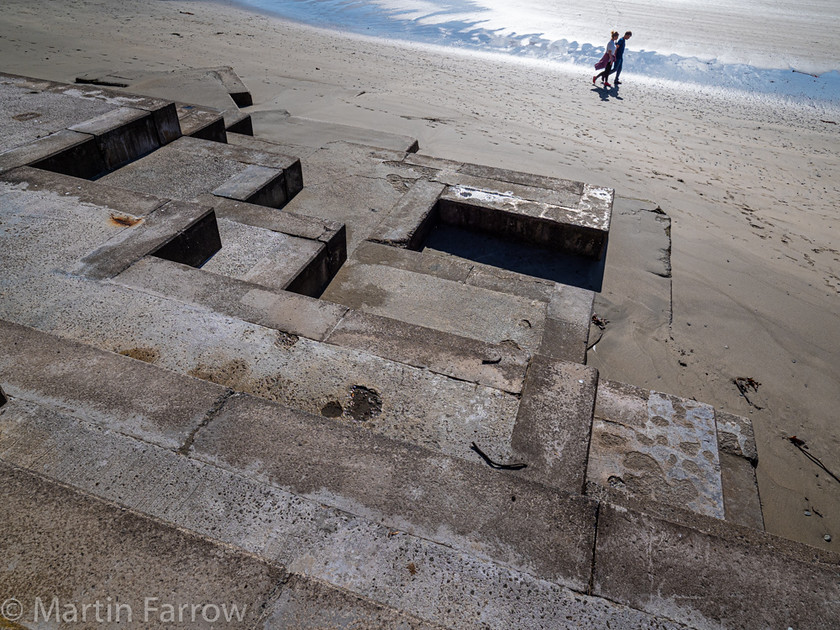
top-left (613, 57), bottom-right (624, 81)
top-left (595, 62), bottom-right (613, 83)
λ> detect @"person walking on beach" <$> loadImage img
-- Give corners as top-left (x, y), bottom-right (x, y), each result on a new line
top-left (613, 31), bottom-right (632, 84)
top-left (593, 31), bottom-right (619, 87)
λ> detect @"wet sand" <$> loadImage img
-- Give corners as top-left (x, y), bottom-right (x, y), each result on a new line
top-left (1, 0), bottom-right (838, 550)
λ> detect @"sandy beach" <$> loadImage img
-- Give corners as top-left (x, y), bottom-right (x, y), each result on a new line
top-left (1, 0), bottom-right (838, 550)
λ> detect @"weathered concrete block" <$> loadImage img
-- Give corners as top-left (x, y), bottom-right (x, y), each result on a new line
top-left (511, 356), bottom-right (598, 492)
top-left (539, 284), bottom-right (595, 363)
top-left (369, 179), bottom-right (445, 249)
top-left (0, 319), bottom-right (227, 449)
top-left (69, 107), bottom-right (162, 172)
top-left (437, 183), bottom-right (610, 259)
top-left (196, 193), bottom-right (347, 289)
top-left (26, 134), bottom-right (108, 179)
top-left (151, 208), bottom-right (222, 268)
top-left (203, 216), bottom-right (324, 286)
top-left (322, 261), bottom-right (546, 350)
top-left (179, 105), bottom-right (228, 142)
top-left (539, 316), bottom-right (590, 364)
top-left (212, 66), bottom-right (253, 107)
top-left (2, 166), bottom-right (164, 217)
top-left (114, 256), bottom-right (349, 340)
top-left (190, 393), bottom-right (598, 590)
top-left (226, 111), bottom-right (253, 135)
top-left (149, 101), bottom-right (181, 146)
top-left (594, 503), bottom-right (840, 629)
top-left (212, 163), bottom-right (290, 208)
top-left (594, 379), bottom-right (649, 427)
top-left (325, 309), bottom-right (530, 393)
top-left (0, 129), bottom-right (102, 176)
top-left (74, 200), bottom-right (219, 279)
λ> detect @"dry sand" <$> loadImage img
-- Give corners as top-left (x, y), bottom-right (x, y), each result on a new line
top-left (1, 0), bottom-right (838, 550)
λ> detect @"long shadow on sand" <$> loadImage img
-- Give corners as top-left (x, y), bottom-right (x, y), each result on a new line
top-left (592, 83), bottom-right (622, 101)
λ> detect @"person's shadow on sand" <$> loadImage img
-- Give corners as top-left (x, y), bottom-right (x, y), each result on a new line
top-left (592, 83), bottom-right (623, 101)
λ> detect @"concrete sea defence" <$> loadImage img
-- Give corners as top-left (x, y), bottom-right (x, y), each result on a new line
top-left (0, 70), bottom-right (838, 628)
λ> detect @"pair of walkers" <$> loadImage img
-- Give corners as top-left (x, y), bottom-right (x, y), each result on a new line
top-left (593, 30), bottom-right (632, 87)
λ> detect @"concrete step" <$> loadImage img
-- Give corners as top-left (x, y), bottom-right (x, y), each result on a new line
top-left (198, 216), bottom-right (326, 293)
top-left (99, 135), bottom-right (302, 209)
top-left (323, 240), bottom-right (594, 362)
top-left (0, 396), bottom-right (690, 629)
top-left (193, 193), bottom-right (347, 297)
top-left (6, 163), bottom-right (343, 297)
top-left (0, 459), bottom-right (446, 629)
top-left (322, 252), bottom-right (548, 352)
top-left (1, 326), bottom-right (838, 629)
top-left (410, 159), bottom-right (614, 260)
top-left (0, 167), bottom-right (530, 467)
top-left (176, 103), bottom-right (228, 142)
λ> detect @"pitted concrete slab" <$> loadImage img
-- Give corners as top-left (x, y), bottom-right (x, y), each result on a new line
top-left (0, 174), bottom-right (157, 273)
top-left (0, 461), bottom-right (284, 629)
top-left (589, 381), bottom-right (725, 519)
top-left (589, 380), bottom-right (763, 527)
top-left (325, 309), bottom-right (530, 394)
top-left (0, 320), bottom-right (227, 450)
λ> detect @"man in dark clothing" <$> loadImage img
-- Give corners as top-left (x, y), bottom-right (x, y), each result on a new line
top-left (613, 31), bottom-right (632, 85)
